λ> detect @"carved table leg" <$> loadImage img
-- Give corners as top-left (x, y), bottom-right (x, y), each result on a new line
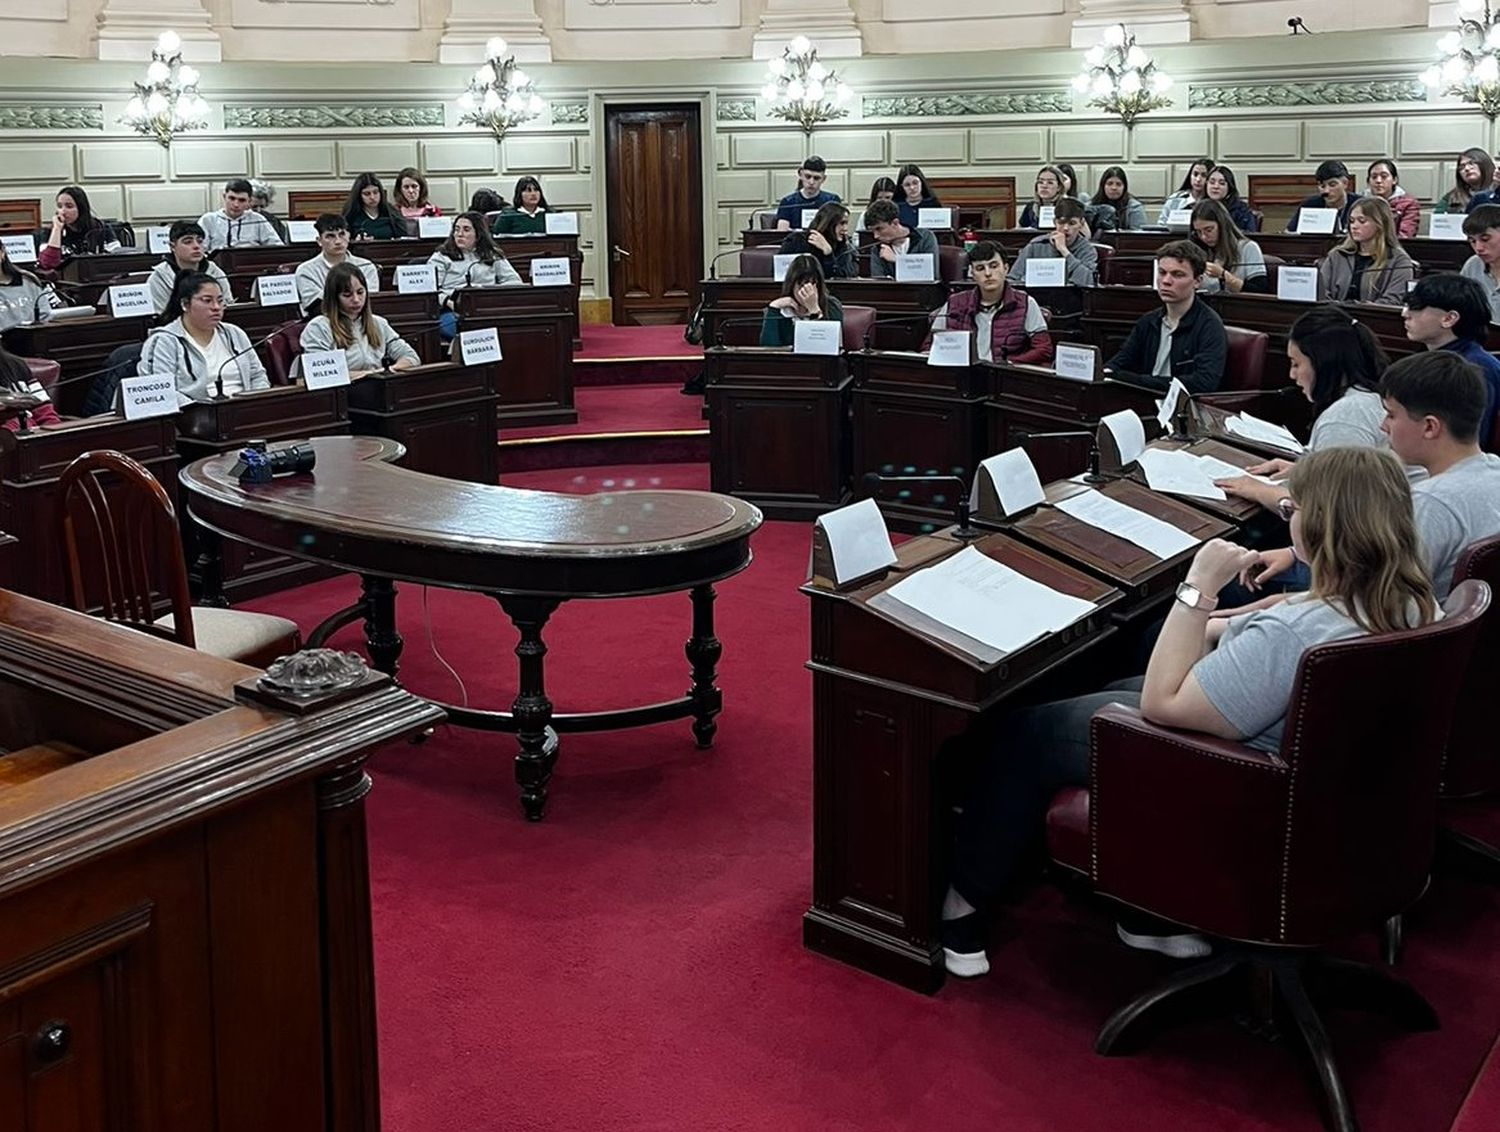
top-left (194, 526), bottom-right (230, 608)
top-left (498, 595), bottom-right (561, 821)
top-left (685, 583), bottom-right (723, 749)
top-left (360, 576), bottom-right (403, 677)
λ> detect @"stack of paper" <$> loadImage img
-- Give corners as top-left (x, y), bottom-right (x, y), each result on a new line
top-left (1225, 412), bottom-right (1305, 453)
top-left (1054, 489), bottom-right (1198, 558)
top-left (881, 546), bottom-right (1096, 655)
top-left (1136, 448), bottom-right (1226, 500)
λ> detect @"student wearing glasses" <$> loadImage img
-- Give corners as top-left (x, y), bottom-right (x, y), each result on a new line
top-left (395, 168), bottom-right (442, 219)
top-left (894, 164), bottom-right (942, 230)
top-left (427, 211), bottom-right (524, 337)
top-left (1019, 165), bottom-right (1067, 229)
top-left (139, 272), bottom-right (270, 405)
top-left (1437, 148), bottom-right (1494, 214)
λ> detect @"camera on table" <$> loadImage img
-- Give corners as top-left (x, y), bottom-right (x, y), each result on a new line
top-left (231, 440), bottom-right (317, 484)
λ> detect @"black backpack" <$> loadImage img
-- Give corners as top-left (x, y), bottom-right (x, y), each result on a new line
top-left (85, 342), bottom-right (143, 416)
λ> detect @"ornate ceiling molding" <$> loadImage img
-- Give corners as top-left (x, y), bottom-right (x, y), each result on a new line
top-left (0, 105), bottom-right (104, 129)
top-left (223, 104), bottom-right (445, 129)
top-left (862, 91), bottom-right (1072, 117)
top-left (551, 102), bottom-right (588, 123)
top-left (1187, 80), bottom-right (1426, 110)
top-left (717, 99), bottom-right (756, 121)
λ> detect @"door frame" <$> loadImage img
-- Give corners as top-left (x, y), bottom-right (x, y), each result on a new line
top-left (591, 90), bottom-right (716, 313)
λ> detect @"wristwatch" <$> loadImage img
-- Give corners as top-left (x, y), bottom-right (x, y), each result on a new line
top-left (1175, 581), bottom-right (1218, 612)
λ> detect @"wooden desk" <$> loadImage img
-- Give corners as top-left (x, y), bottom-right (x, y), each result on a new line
top-left (0, 529), bottom-right (13, 590)
top-left (176, 385), bottom-right (351, 602)
top-left (0, 589), bottom-right (441, 1131)
top-left (56, 251), bottom-right (160, 308)
top-left (179, 435), bottom-right (763, 820)
top-left (1119, 437), bottom-right (1265, 525)
top-left (453, 284), bottom-right (575, 427)
top-left (699, 278), bottom-right (950, 349)
top-left (5, 313), bottom-right (153, 417)
top-left (0, 415), bottom-right (180, 603)
top-left (212, 245), bottom-right (303, 302)
top-left (347, 361), bottom-right (499, 484)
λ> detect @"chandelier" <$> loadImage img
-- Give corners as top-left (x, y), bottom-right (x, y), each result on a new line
top-left (1072, 24), bottom-right (1173, 127)
top-left (457, 37), bottom-right (546, 141)
top-left (1421, 0), bottom-right (1500, 118)
top-left (760, 36), bottom-right (853, 136)
top-left (122, 31), bottom-right (209, 148)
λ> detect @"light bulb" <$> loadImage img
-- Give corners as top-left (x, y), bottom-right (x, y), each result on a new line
top-left (1488, 24), bottom-right (1500, 48)
top-left (808, 61), bottom-right (827, 81)
top-left (1072, 73), bottom-right (1091, 92)
top-left (147, 60), bottom-right (170, 83)
top-left (806, 81), bottom-right (825, 100)
top-left (1439, 31), bottom-right (1462, 55)
top-left (178, 64), bottom-right (199, 86)
top-left (1421, 65), bottom-right (1442, 87)
top-left (1478, 53), bottom-right (1500, 82)
top-left (761, 83), bottom-right (778, 101)
top-left (506, 92), bottom-right (524, 111)
top-left (483, 88), bottom-right (501, 111)
top-left (125, 96), bottom-right (144, 120)
top-left (486, 36), bottom-right (507, 58)
top-left (767, 56), bottom-right (785, 75)
top-left (1126, 44), bottom-right (1147, 68)
top-left (1119, 70), bottom-right (1141, 95)
top-left (787, 79), bottom-right (804, 101)
top-left (835, 83), bottom-right (852, 103)
top-left (475, 63), bottom-right (496, 85)
top-left (146, 91), bottom-right (168, 114)
top-left (1103, 23), bottom-right (1125, 46)
top-left (1445, 54), bottom-right (1471, 82)
top-left (1085, 45), bottom-right (1105, 66)
top-left (512, 68), bottom-right (530, 87)
top-left (1092, 74), bottom-right (1114, 97)
top-left (458, 91), bottom-right (475, 110)
top-left (789, 35), bottom-right (811, 56)
top-left (156, 29), bottom-right (180, 53)
top-left (1151, 71), bottom-right (1172, 93)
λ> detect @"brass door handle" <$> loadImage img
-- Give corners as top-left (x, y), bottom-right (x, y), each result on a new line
top-left (611, 245), bottom-right (631, 262)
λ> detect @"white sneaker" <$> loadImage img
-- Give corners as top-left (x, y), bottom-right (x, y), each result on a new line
top-left (943, 946), bottom-right (991, 978)
top-left (1116, 922), bottom-right (1212, 959)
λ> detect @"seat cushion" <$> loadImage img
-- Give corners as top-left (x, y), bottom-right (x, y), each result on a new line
top-left (154, 607), bottom-right (302, 669)
top-left (1045, 786), bottom-right (1091, 876)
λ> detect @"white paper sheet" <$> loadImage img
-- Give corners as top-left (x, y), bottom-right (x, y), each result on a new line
top-left (927, 330), bottom-right (971, 367)
top-left (1101, 409), bottom-right (1146, 466)
top-left (883, 546), bottom-right (1095, 654)
top-left (1054, 489), bottom-right (1198, 559)
top-left (1024, 258), bottom-right (1066, 288)
top-left (815, 498), bottom-right (897, 584)
top-left (1192, 454), bottom-right (1280, 485)
top-left (1137, 448), bottom-right (1226, 500)
top-left (1157, 378), bottom-right (1188, 430)
top-left (976, 448), bottom-right (1045, 516)
top-left (1225, 412), bottom-right (1305, 453)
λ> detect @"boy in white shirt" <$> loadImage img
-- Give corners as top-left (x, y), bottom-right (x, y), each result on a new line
top-left (197, 178), bottom-right (284, 251)
top-left (294, 214), bottom-right (379, 314)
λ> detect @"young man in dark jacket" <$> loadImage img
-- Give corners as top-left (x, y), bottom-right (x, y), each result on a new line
top-left (1105, 239), bottom-right (1228, 393)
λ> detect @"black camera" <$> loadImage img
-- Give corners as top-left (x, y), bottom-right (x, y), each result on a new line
top-left (231, 440), bottom-right (317, 484)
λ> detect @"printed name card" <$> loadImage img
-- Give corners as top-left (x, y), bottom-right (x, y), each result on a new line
top-left (418, 216), bottom-right (450, 239)
top-left (793, 319), bottom-right (840, 355)
top-left (1037, 205), bottom-right (1055, 228)
top-left (1157, 377), bottom-right (1190, 430)
top-left (1053, 342), bottom-right (1098, 382)
top-left (530, 256), bottom-right (572, 286)
top-left (927, 330), bottom-right (971, 367)
top-left (145, 226), bottom-right (172, 254)
top-left (107, 282), bottom-right (153, 319)
top-left (1429, 213), bottom-right (1467, 241)
top-left (1166, 209), bottom-right (1193, 227)
top-left (120, 373), bottom-right (177, 419)
top-left (801, 208), bottom-right (819, 229)
top-left (814, 497), bottom-right (898, 587)
top-left (395, 264), bottom-right (438, 294)
top-left (894, 253), bottom-right (935, 283)
top-left (1024, 258), bottom-right (1066, 288)
top-left (975, 448), bottom-right (1045, 518)
top-left (286, 220), bottom-right (318, 243)
top-left (918, 207), bottom-right (951, 229)
top-left (1276, 265), bottom-right (1319, 303)
top-left (544, 212), bottom-right (579, 235)
top-left (1297, 208), bottom-right (1338, 234)
top-left (301, 350), bottom-right (351, 390)
top-left (772, 254), bottom-right (797, 282)
top-left (1, 234), bottom-right (36, 264)
top-left (459, 327), bottom-right (503, 365)
top-left (1101, 408), bottom-right (1146, 466)
top-left (20, 379), bottom-right (48, 404)
top-left (255, 274), bottom-right (299, 307)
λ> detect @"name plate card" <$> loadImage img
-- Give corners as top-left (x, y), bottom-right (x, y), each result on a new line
top-left (255, 274), bottom-right (300, 307)
top-left (1296, 208), bottom-right (1338, 234)
top-left (1429, 213), bottom-right (1467, 241)
top-left (395, 264), bottom-right (438, 294)
top-left (120, 373), bottom-right (177, 419)
top-left (107, 282), bottom-right (153, 318)
top-left (772, 254), bottom-right (797, 282)
top-left (1053, 342), bottom-right (1098, 382)
top-left (544, 211), bottom-right (579, 235)
top-left (894, 253), bottom-right (935, 283)
top-left (975, 447), bottom-right (1045, 518)
top-left (301, 349), bottom-right (351, 390)
top-left (145, 226), bottom-right (171, 254)
top-left (793, 319), bottom-right (840, 355)
top-left (1276, 265), bottom-right (1319, 303)
top-left (1024, 258), bottom-right (1066, 288)
top-left (813, 497), bottom-right (898, 588)
top-left (801, 207), bottom-right (819, 229)
top-left (459, 327), bottom-right (503, 365)
top-left (1037, 205), bottom-right (1056, 228)
top-left (1101, 408), bottom-right (1146, 466)
top-left (927, 330), bottom-right (971, 367)
top-left (918, 207), bottom-right (951, 229)
top-left (286, 220), bottom-right (318, 243)
top-left (530, 256), bottom-right (572, 286)
top-left (1, 234), bottom-right (36, 264)
top-left (1166, 209), bottom-right (1193, 228)
top-left (1157, 377), bottom-right (1190, 430)
top-left (418, 216), bottom-right (450, 238)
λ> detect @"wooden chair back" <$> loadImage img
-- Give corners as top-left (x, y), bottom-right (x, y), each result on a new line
top-left (929, 176), bottom-right (1017, 230)
top-left (0, 199), bottom-right (41, 233)
top-left (287, 190), bottom-right (347, 220)
top-left (1247, 174), bottom-right (1355, 232)
top-left (58, 449), bottom-right (194, 647)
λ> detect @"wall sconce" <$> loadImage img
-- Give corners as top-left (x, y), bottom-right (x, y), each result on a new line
top-left (122, 30), bottom-right (210, 147)
top-left (761, 35), bottom-right (853, 136)
top-left (1072, 24), bottom-right (1172, 128)
top-left (457, 37), bottom-right (546, 141)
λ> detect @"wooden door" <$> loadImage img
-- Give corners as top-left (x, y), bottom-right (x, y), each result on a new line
top-left (605, 104), bottom-right (704, 326)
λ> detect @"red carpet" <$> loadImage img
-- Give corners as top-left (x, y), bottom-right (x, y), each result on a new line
top-left (503, 384), bottom-right (706, 440)
top-left (242, 464), bottom-right (1500, 1132)
top-left (577, 323), bottom-right (700, 359)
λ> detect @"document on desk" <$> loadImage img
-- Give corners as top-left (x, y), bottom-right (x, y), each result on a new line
top-left (1054, 489), bottom-right (1198, 559)
top-left (879, 546), bottom-right (1095, 656)
top-left (1192, 454), bottom-right (1280, 486)
top-left (1225, 412), bottom-right (1305, 453)
top-left (1136, 448), bottom-right (1226, 500)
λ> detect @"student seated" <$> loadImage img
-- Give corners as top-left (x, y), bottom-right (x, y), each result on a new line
top-left (147, 221), bottom-right (232, 315)
top-left (0, 242), bottom-right (53, 333)
top-left (863, 199), bottom-right (939, 278)
top-left (198, 178), bottom-right (284, 251)
top-left (426, 212), bottom-right (524, 337)
top-left (1367, 158), bottom-right (1420, 239)
top-left (395, 167), bottom-right (442, 220)
top-left (1103, 239), bottom-right (1226, 393)
top-left (867, 177), bottom-right (897, 206)
top-left (250, 180), bottom-right (290, 243)
top-left (758, 255), bottom-right (842, 346)
top-left (1018, 165), bottom-right (1066, 229)
top-left (939, 446), bottom-right (1438, 976)
top-left (294, 214), bottom-right (380, 314)
top-left (1204, 165), bottom-right (1258, 233)
top-left (1286, 160), bottom-right (1361, 234)
top-left (1403, 273), bottom-right (1500, 449)
top-left (1007, 198), bottom-right (1097, 288)
top-left (1089, 166), bottom-right (1146, 231)
top-left (1460, 203), bottom-right (1500, 321)
top-left (894, 163), bottom-right (941, 230)
top-left (1157, 157), bottom-right (1213, 225)
top-left (38, 185), bottom-right (117, 269)
top-left (298, 263), bottom-right (420, 380)
top-left (139, 272), bottom-right (270, 405)
top-left (1315, 195), bottom-right (1416, 305)
top-left (926, 241), bottom-right (1053, 366)
top-left (493, 176), bottom-right (550, 234)
top-left (0, 343), bottom-right (60, 432)
top-left (777, 202), bottom-right (856, 279)
top-left (1057, 163), bottom-right (1081, 199)
top-left (775, 155), bottom-right (840, 230)
top-left (469, 188), bottom-right (505, 216)
top-left (1189, 199), bottom-right (1267, 294)
top-left (1437, 147), bottom-right (1493, 214)
top-left (343, 173), bottom-right (406, 241)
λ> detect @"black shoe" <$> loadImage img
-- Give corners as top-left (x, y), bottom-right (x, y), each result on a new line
top-left (941, 912), bottom-right (990, 978)
top-left (680, 371), bottom-right (706, 396)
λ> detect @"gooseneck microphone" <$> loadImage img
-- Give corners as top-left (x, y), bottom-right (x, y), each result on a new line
top-left (862, 471), bottom-right (981, 540)
top-left (1017, 429), bottom-right (1108, 484)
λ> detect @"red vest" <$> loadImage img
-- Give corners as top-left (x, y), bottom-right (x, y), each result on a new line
top-left (944, 285), bottom-right (1038, 362)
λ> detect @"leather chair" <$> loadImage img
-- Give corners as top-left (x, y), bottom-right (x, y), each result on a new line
top-left (937, 244), bottom-right (967, 283)
top-left (265, 319), bottom-right (307, 385)
top-left (23, 356), bottom-right (60, 400)
top-left (755, 209), bottom-right (780, 230)
top-left (58, 450), bottom-right (302, 669)
top-left (1102, 255), bottom-right (1154, 287)
top-left (1046, 580), bottom-right (1491, 1132)
top-left (1090, 242), bottom-right (1114, 283)
top-left (1223, 324), bottom-right (1269, 390)
top-left (840, 304), bottom-right (877, 353)
top-left (739, 246), bottom-right (777, 278)
top-left (1440, 534), bottom-right (1500, 866)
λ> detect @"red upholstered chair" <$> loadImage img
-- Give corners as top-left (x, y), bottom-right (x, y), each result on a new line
top-left (1045, 580), bottom-right (1491, 1132)
top-left (755, 209), bottom-right (780, 230)
top-left (1102, 255), bottom-right (1154, 287)
top-left (937, 245), bottom-right (967, 283)
top-left (265, 319), bottom-right (307, 386)
top-left (1222, 324), bottom-right (1269, 390)
top-left (58, 450), bottom-right (302, 668)
top-left (738, 246), bottom-right (777, 278)
top-left (24, 356), bottom-right (60, 400)
top-left (840, 304), bottom-right (876, 353)
top-left (1440, 535), bottom-right (1500, 865)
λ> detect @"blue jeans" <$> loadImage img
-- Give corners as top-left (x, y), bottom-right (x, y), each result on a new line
top-left (439, 310), bottom-right (459, 340)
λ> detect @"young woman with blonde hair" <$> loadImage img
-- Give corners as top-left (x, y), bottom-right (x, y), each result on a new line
top-left (1316, 195), bottom-right (1417, 305)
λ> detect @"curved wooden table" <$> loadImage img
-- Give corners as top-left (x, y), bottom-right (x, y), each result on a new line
top-left (180, 435), bottom-right (764, 819)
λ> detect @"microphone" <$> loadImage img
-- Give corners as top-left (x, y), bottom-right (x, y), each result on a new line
top-left (859, 312), bottom-right (938, 351)
top-left (1287, 16), bottom-right (1312, 33)
top-left (213, 324), bottom-right (284, 399)
top-left (712, 315), bottom-right (773, 348)
top-left (861, 471), bottom-right (981, 540)
top-left (1015, 429), bottom-right (1107, 484)
top-left (708, 248), bottom-right (752, 280)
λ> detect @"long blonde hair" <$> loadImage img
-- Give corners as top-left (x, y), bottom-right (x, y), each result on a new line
top-left (320, 262), bottom-right (381, 350)
top-left (1337, 195), bottom-right (1401, 271)
top-left (1286, 447), bottom-right (1436, 634)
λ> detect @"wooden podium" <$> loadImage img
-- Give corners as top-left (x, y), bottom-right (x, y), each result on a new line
top-left (454, 285), bottom-right (575, 428)
top-left (0, 590), bottom-right (442, 1131)
top-left (347, 361), bottom-right (500, 484)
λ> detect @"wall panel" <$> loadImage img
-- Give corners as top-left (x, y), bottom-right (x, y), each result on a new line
top-left (253, 141), bottom-right (338, 177)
